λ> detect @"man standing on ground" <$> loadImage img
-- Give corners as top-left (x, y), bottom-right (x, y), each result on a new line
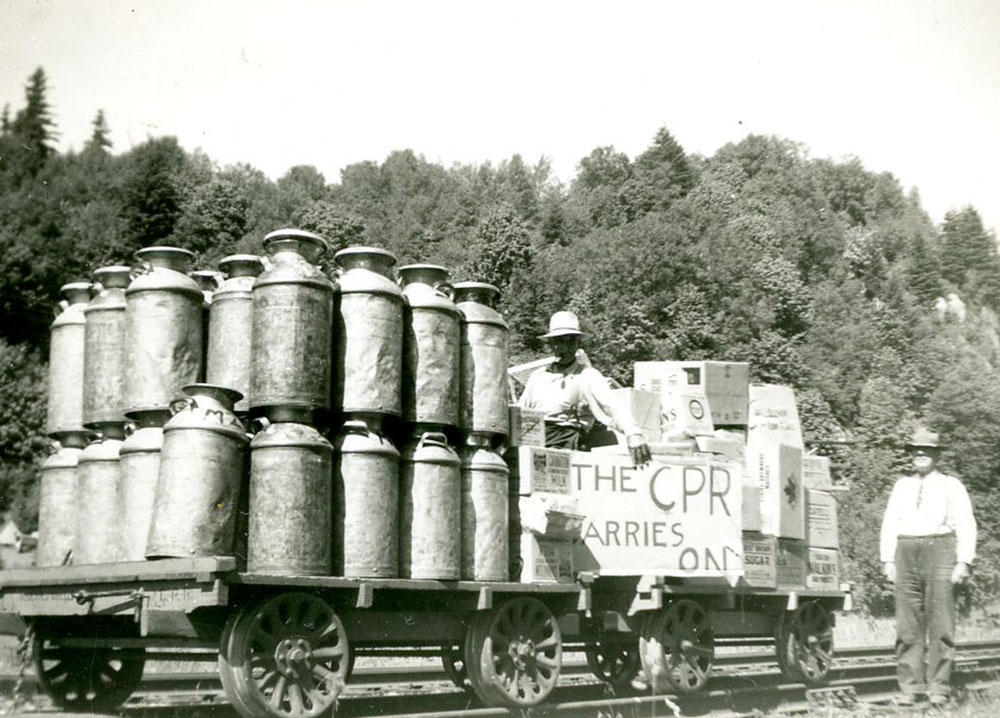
top-left (880, 428), bottom-right (977, 706)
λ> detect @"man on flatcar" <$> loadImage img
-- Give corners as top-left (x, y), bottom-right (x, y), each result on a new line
top-left (879, 428), bottom-right (977, 707)
top-left (518, 310), bottom-right (652, 468)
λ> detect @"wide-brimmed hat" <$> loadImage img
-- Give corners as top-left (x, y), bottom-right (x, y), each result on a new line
top-left (907, 428), bottom-right (942, 450)
top-left (539, 311), bottom-right (590, 339)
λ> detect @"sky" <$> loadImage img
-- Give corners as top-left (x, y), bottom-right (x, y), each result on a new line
top-left (2, 0), bottom-right (999, 233)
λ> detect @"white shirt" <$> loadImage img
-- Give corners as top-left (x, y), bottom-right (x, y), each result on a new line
top-left (879, 470), bottom-right (977, 564)
top-left (519, 359), bottom-right (641, 437)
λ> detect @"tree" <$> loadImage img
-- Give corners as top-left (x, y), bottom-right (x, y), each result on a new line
top-left (570, 146), bottom-right (634, 228)
top-left (297, 201), bottom-right (366, 252)
top-left (117, 137), bottom-right (188, 247)
top-left (631, 127), bottom-right (694, 215)
top-left (84, 109), bottom-right (112, 154)
top-left (10, 67), bottom-right (57, 176)
top-left (939, 207), bottom-right (1000, 310)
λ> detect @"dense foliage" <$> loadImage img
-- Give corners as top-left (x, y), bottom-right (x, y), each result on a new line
top-left (3, 68), bottom-right (999, 612)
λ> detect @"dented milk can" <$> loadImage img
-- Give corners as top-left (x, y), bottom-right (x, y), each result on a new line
top-left (399, 264), bottom-right (461, 428)
top-left (73, 435), bottom-right (124, 564)
top-left (461, 435), bottom-right (509, 581)
top-left (146, 384), bottom-right (248, 559)
top-left (36, 433), bottom-right (89, 567)
top-left (119, 410), bottom-right (170, 562)
top-left (248, 408), bottom-right (333, 575)
top-left (453, 282), bottom-right (509, 437)
top-left (82, 266), bottom-right (131, 433)
top-left (332, 247), bottom-right (403, 417)
top-left (400, 431), bottom-right (461, 580)
top-left (333, 419), bottom-right (399, 578)
top-left (207, 255), bottom-right (264, 416)
top-left (249, 230), bottom-right (334, 414)
top-left (124, 247), bottom-right (203, 414)
top-left (46, 282), bottom-right (92, 438)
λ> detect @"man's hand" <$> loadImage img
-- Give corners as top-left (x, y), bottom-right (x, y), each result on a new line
top-left (884, 561), bottom-right (896, 584)
top-left (627, 434), bottom-right (652, 468)
top-left (951, 562), bottom-right (970, 584)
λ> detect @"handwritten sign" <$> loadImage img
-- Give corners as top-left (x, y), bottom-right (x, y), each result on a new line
top-left (568, 451), bottom-right (743, 578)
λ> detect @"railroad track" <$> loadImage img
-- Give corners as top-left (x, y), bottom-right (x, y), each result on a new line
top-left (6, 641), bottom-right (1000, 717)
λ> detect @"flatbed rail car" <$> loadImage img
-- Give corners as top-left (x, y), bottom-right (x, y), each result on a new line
top-left (0, 558), bottom-right (848, 717)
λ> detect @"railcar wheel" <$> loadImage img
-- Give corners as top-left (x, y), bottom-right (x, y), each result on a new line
top-left (464, 597), bottom-right (562, 707)
top-left (639, 600), bottom-right (714, 694)
top-left (32, 632), bottom-right (145, 712)
top-left (220, 592), bottom-right (350, 718)
top-left (774, 602), bottom-right (834, 685)
top-left (585, 636), bottom-right (641, 689)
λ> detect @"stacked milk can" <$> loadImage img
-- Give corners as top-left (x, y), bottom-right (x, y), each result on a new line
top-left (35, 228), bottom-right (514, 583)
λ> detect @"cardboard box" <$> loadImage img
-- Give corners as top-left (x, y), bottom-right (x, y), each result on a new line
top-left (635, 361), bottom-right (750, 426)
top-left (518, 533), bottom-right (575, 583)
top-left (802, 455), bottom-right (833, 490)
top-left (508, 446), bottom-right (572, 495)
top-left (776, 539), bottom-right (807, 590)
top-left (661, 390), bottom-right (714, 437)
top-left (754, 443), bottom-right (806, 540)
top-left (519, 493), bottom-right (584, 540)
top-left (806, 490), bottom-right (839, 549)
top-left (741, 533), bottom-right (777, 588)
top-left (612, 388), bottom-right (661, 443)
top-left (509, 405), bottom-right (546, 447)
top-left (568, 451), bottom-right (743, 579)
top-left (806, 548), bottom-right (840, 591)
top-left (747, 384), bottom-right (803, 448)
top-left (742, 483), bottom-right (762, 532)
top-left (695, 433), bottom-right (744, 462)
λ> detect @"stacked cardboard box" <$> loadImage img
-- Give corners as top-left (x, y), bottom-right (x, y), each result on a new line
top-left (507, 440), bottom-right (578, 584)
top-left (635, 361), bottom-right (750, 427)
top-left (802, 454), bottom-right (833, 490)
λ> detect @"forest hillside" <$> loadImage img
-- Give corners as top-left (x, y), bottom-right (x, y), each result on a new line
top-left (3, 68), bottom-right (1000, 614)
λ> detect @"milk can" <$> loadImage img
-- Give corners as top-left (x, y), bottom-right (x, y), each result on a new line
top-left (460, 435), bottom-right (509, 581)
top-left (400, 431), bottom-right (461, 580)
top-left (207, 255), bottom-right (264, 416)
top-left (332, 247), bottom-right (403, 417)
top-left (124, 246), bottom-right (203, 414)
top-left (250, 229), bottom-right (334, 414)
top-left (399, 264), bottom-right (461, 428)
top-left (73, 435), bottom-right (124, 564)
top-left (453, 282), bottom-right (509, 436)
top-left (46, 282), bottom-right (92, 438)
top-left (36, 434), bottom-right (88, 567)
top-left (82, 267), bottom-right (131, 432)
top-left (146, 384), bottom-right (248, 559)
top-left (190, 269), bottom-right (222, 379)
top-left (333, 419), bottom-right (399, 578)
top-left (119, 409), bottom-right (170, 562)
top-left (248, 408), bottom-right (333, 575)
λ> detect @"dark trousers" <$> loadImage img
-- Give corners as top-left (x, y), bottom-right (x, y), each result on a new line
top-left (894, 535), bottom-right (957, 697)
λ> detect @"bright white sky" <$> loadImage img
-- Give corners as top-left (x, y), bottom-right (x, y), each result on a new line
top-left (2, 0), bottom-right (999, 233)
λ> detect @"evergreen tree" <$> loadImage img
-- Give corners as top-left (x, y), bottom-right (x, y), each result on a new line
top-left (10, 68), bottom-right (57, 176)
top-left (84, 109), bottom-right (112, 154)
top-left (631, 126), bottom-right (694, 215)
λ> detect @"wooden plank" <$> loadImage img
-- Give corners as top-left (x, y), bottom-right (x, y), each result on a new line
top-left (230, 573), bottom-right (582, 595)
top-left (0, 557), bottom-right (236, 588)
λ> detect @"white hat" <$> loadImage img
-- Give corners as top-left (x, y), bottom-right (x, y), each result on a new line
top-left (539, 310), bottom-right (590, 339)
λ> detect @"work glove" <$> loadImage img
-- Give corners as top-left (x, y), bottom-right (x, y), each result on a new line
top-left (883, 561), bottom-right (896, 584)
top-left (627, 434), bottom-right (652, 468)
top-left (951, 562), bottom-right (970, 584)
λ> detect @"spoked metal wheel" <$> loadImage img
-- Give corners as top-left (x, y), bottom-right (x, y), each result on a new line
top-left (774, 601), bottom-right (834, 685)
top-left (585, 635), bottom-right (641, 689)
top-left (219, 592), bottom-right (350, 718)
top-left (32, 632), bottom-right (145, 712)
top-left (639, 600), bottom-right (714, 693)
top-left (464, 597), bottom-right (562, 707)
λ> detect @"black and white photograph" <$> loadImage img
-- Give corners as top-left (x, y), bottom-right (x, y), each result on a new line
top-left (0, 1), bottom-right (998, 716)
